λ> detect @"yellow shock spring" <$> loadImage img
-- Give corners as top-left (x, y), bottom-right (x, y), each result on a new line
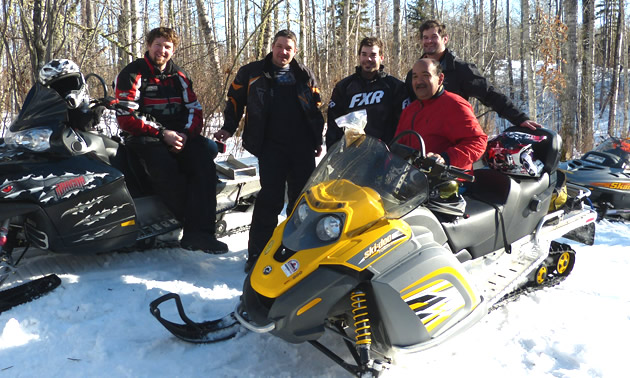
top-left (350, 290), bottom-right (372, 346)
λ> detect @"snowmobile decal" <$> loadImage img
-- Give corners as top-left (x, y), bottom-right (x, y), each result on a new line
top-left (358, 229), bottom-right (405, 265)
top-left (61, 195), bottom-right (109, 218)
top-left (74, 203), bottom-right (131, 227)
top-left (400, 266), bottom-right (479, 311)
top-left (0, 172), bottom-right (109, 203)
top-left (281, 259), bottom-right (300, 277)
top-left (591, 182), bottom-right (630, 191)
top-left (403, 279), bottom-right (466, 333)
top-left (73, 225), bottom-right (117, 243)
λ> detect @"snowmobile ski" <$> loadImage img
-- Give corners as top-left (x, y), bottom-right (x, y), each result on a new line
top-left (149, 293), bottom-right (240, 343)
top-left (0, 274), bottom-right (61, 314)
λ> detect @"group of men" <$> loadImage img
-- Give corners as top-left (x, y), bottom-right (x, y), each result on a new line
top-left (97, 20), bottom-right (541, 272)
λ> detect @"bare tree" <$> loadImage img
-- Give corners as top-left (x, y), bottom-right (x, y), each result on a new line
top-left (521, 0), bottom-right (536, 120)
top-left (561, 0), bottom-right (578, 158)
top-left (393, 0), bottom-right (401, 75)
top-left (580, 0), bottom-right (595, 150)
top-left (608, 0), bottom-right (624, 136)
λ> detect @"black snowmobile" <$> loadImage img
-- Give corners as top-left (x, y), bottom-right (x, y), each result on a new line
top-left (0, 79), bottom-right (259, 310)
top-left (559, 137), bottom-right (630, 220)
top-left (150, 125), bottom-right (597, 377)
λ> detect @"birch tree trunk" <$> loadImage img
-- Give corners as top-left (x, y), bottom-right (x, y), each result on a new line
top-left (580, 0), bottom-right (595, 151)
top-left (393, 0), bottom-right (402, 76)
top-left (561, 0), bottom-right (578, 158)
top-left (506, 0), bottom-right (514, 100)
top-left (341, 0), bottom-right (350, 72)
top-left (375, 0), bottom-right (381, 38)
top-left (299, 0), bottom-right (306, 64)
top-left (521, 0), bottom-right (536, 120)
top-left (608, 0), bottom-right (624, 135)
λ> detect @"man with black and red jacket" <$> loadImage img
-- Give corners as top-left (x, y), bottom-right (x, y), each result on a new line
top-left (215, 29), bottom-right (325, 273)
top-left (326, 37), bottom-right (408, 149)
top-left (405, 20), bottom-right (542, 130)
top-left (115, 27), bottom-right (227, 253)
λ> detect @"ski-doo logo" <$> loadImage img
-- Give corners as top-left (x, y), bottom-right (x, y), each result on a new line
top-left (609, 182), bottom-right (630, 190)
top-left (349, 90), bottom-right (384, 108)
top-left (358, 230), bottom-right (405, 265)
top-left (55, 176), bottom-right (86, 198)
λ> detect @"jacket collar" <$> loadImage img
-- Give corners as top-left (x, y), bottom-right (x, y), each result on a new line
top-left (417, 85), bottom-right (445, 106)
top-left (143, 52), bottom-right (176, 76)
top-left (353, 65), bottom-right (387, 81)
top-left (263, 52), bottom-right (306, 80)
top-left (422, 48), bottom-right (456, 72)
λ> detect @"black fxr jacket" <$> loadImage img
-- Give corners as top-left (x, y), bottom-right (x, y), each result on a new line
top-left (221, 53), bottom-right (325, 157)
top-left (405, 48), bottom-right (530, 126)
top-left (326, 65), bottom-right (407, 148)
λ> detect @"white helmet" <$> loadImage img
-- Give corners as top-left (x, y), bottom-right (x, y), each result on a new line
top-left (485, 131), bottom-right (547, 177)
top-left (38, 59), bottom-right (90, 109)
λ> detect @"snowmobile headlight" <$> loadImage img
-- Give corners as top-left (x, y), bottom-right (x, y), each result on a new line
top-left (5, 128), bottom-right (52, 152)
top-left (316, 215), bottom-right (342, 241)
top-left (294, 202), bottom-right (310, 226)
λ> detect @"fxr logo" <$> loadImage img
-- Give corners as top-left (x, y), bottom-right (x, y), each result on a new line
top-left (349, 90), bottom-right (385, 108)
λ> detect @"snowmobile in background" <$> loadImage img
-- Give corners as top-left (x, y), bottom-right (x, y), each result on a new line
top-left (559, 137), bottom-right (630, 220)
top-left (0, 77), bottom-right (259, 310)
top-left (151, 125), bottom-right (596, 377)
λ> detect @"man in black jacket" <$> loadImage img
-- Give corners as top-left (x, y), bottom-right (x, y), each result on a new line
top-left (406, 20), bottom-right (541, 130)
top-left (215, 30), bottom-right (325, 272)
top-left (326, 37), bottom-right (407, 148)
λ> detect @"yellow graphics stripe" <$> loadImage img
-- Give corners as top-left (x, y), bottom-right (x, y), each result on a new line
top-left (400, 266), bottom-right (477, 305)
top-left (297, 297), bottom-right (322, 316)
top-left (402, 279), bottom-right (451, 301)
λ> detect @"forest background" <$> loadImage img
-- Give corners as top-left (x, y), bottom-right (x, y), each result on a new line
top-left (0, 0), bottom-right (626, 158)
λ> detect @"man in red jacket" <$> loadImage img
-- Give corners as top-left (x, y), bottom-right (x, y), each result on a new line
top-left (395, 58), bottom-right (487, 171)
top-left (115, 27), bottom-right (227, 253)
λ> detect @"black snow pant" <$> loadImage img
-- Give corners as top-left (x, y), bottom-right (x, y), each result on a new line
top-left (248, 142), bottom-right (316, 259)
top-left (127, 135), bottom-right (217, 235)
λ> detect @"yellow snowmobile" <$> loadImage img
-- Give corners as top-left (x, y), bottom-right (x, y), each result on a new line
top-left (151, 127), bottom-right (596, 376)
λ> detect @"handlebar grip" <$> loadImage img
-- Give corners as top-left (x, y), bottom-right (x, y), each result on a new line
top-left (448, 166), bottom-right (475, 182)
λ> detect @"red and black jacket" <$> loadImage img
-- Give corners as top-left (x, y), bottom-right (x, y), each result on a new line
top-left (114, 53), bottom-right (203, 138)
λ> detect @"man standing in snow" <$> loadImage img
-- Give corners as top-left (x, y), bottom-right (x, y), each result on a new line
top-left (215, 30), bottom-right (325, 273)
top-left (326, 37), bottom-right (408, 148)
top-left (396, 58), bottom-right (488, 171)
top-left (115, 27), bottom-right (228, 254)
top-left (406, 20), bottom-right (541, 130)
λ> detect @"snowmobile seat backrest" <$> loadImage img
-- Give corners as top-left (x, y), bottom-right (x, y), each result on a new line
top-left (505, 126), bottom-right (562, 175)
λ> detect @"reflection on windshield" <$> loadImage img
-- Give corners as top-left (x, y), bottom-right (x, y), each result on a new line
top-left (303, 137), bottom-right (429, 219)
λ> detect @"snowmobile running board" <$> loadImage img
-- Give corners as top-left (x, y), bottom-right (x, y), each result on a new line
top-left (149, 293), bottom-right (241, 343)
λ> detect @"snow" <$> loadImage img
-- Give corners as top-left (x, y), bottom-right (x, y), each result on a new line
top-left (1, 213), bottom-right (629, 378)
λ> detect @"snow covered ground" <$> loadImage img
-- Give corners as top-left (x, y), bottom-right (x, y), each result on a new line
top-left (1, 213), bottom-right (629, 378)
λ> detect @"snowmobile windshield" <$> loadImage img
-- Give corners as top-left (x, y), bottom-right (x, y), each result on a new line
top-left (591, 138), bottom-right (630, 168)
top-left (304, 136), bottom-right (429, 219)
top-left (9, 83), bottom-right (69, 133)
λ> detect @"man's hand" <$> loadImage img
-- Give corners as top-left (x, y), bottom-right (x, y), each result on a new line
top-left (520, 120), bottom-right (542, 130)
top-left (163, 130), bottom-right (187, 152)
top-left (214, 129), bottom-right (232, 141)
top-left (427, 152), bottom-right (445, 164)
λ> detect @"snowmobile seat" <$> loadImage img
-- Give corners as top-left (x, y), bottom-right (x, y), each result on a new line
top-left (441, 167), bottom-right (552, 259)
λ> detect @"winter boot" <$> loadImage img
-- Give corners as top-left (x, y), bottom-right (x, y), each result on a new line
top-left (181, 232), bottom-right (229, 254)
